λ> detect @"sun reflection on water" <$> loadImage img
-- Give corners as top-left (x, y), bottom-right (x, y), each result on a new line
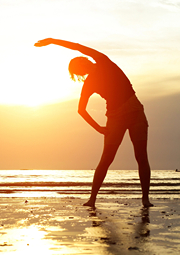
top-left (1, 226), bottom-right (49, 254)
top-left (0, 225), bottom-right (78, 255)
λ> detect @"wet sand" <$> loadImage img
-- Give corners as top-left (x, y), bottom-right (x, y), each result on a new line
top-left (0, 197), bottom-right (180, 254)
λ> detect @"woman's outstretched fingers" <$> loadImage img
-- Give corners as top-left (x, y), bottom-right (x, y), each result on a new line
top-left (34, 38), bottom-right (52, 47)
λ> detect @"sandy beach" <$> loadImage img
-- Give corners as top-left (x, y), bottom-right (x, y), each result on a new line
top-left (0, 197), bottom-right (180, 255)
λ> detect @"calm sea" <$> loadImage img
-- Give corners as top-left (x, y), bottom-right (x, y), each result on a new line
top-left (0, 170), bottom-right (179, 199)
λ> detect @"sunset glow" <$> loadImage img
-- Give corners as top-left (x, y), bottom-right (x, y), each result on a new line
top-left (0, 46), bottom-right (82, 107)
top-left (0, 0), bottom-right (180, 170)
top-left (0, 0), bottom-right (180, 107)
top-left (0, 2), bottom-right (180, 254)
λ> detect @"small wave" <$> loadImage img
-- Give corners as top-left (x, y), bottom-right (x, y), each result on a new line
top-left (0, 188), bottom-right (179, 195)
top-left (0, 181), bottom-right (180, 187)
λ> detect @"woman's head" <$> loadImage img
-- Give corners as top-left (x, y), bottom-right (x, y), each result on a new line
top-left (68, 56), bottom-right (94, 82)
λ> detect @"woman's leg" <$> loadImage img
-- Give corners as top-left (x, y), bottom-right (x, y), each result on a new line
top-left (132, 139), bottom-right (153, 207)
top-left (83, 143), bottom-right (120, 207)
top-left (84, 114), bottom-right (127, 208)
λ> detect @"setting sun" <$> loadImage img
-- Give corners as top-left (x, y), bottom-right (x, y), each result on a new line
top-left (0, 46), bottom-right (82, 107)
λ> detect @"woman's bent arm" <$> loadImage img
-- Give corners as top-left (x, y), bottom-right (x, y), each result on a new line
top-left (78, 94), bottom-right (108, 135)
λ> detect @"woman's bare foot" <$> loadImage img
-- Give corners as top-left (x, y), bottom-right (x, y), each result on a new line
top-left (83, 200), bottom-right (95, 208)
top-left (142, 198), bottom-right (154, 207)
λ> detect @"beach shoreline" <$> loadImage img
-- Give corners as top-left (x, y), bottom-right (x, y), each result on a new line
top-left (0, 197), bottom-right (180, 254)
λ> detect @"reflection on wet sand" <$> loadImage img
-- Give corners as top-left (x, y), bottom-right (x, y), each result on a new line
top-left (0, 197), bottom-right (180, 254)
top-left (86, 206), bottom-right (152, 254)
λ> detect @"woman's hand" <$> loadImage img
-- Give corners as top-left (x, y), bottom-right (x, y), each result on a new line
top-left (34, 38), bottom-right (53, 47)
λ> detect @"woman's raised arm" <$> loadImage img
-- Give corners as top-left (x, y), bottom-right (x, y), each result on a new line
top-left (34, 38), bottom-right (105, 60)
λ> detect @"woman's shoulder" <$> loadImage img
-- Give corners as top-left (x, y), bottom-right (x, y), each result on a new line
top-left (95, 53), bottom-right (110, 63)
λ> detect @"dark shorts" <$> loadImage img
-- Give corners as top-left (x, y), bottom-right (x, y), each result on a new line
top-left (105, 95), bottom-right (148, 145)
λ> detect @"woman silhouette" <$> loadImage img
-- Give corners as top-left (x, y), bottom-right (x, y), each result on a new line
top-left (35, 38), bottom-right (153, 208)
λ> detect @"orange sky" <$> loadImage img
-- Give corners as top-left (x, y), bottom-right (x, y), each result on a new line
top-left (0, 94), bottom-right (180, 170)
top-left (0, 0), bottom-right (180, 169)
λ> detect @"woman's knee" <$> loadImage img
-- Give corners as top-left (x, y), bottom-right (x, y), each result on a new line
top-left (135, 151), bottom-right (148, 165)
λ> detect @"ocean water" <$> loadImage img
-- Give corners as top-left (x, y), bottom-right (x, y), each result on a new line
top-left (0, 170), bottom-right (179, 199)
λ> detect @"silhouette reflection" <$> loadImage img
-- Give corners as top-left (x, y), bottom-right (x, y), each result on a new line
top-left (87, 207), bottom-right (118, 246)
top-left (135, 208), bottom-right (150, 239)
top-left (86, 205), bottom-right (152, 254)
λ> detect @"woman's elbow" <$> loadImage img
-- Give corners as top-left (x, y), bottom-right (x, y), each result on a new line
top-left (78, 108), bottom-right (86, 117)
